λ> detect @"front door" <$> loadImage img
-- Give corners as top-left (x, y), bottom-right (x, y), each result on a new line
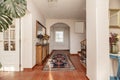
top-left (0, 19), bottom-right (20, 71)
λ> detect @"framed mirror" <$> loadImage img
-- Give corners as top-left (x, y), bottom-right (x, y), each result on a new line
top-left (36, 20), bottom-right (46, 37)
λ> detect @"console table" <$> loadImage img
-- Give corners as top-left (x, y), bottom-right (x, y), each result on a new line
top-left (110, 54), bottom-right (120, 80)
top-left (36, 44), bottom-right (49, 65)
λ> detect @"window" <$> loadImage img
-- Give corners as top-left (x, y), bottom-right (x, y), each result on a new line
top-left (0, 21), bottom-right (16, 51)
top-left (55, 31), bottom-right (64, 42)
top-left (4, 23), bottom-right (15, 51)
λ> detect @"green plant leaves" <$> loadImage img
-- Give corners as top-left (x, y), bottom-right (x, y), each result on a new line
top-left (0, 13), bottom-right (13, 32)
top-left (0, 62), bottom-right (2, 68)
top-left (1, 0), bottom-right (27, 18)
top-left (0, 3), bottom-right (12, 32)
top-left (0, 0), bottom-right (27, 32)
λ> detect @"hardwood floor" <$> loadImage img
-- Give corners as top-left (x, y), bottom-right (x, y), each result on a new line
top-left (0, 55), bottom-right (88, 80)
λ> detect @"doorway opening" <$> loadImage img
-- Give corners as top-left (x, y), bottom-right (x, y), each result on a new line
top-left (50, 23), bottom-right (70, 51)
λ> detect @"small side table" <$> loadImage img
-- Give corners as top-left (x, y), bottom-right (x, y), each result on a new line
top-left (110, 54), bottom-right (120, 80)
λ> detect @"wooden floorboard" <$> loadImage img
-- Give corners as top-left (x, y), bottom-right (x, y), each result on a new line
top-left (0, 55), bottom-right (88, 80)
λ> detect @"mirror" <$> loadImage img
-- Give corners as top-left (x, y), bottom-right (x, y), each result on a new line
top-left (36, 20), bottom-right (46, 37)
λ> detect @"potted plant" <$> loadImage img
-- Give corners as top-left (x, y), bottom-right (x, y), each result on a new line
top-left (0, 0), bottom-right (27, 32)
top-left (109, 32), bottom-right (120, 53)
top-left (0, 0), bottom-right (27, 68)
top-left (43, 34), bottom-right (50, 44)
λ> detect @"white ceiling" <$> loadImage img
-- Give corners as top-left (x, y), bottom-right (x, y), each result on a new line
top-left (33, 0), bottom-right (86, 20)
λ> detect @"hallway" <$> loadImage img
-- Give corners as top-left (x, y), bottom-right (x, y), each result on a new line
top-left (0, 55), bottom-right (88, 80)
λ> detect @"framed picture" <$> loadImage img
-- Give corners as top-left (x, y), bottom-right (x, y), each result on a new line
top-left (36, 20), bottom-right (46, 37)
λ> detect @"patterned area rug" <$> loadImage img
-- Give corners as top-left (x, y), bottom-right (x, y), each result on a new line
top-left (43, 51), bottom-right (75, 71)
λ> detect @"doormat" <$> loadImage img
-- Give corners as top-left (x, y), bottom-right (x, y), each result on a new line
top-left (43, 52), bottom-right (75, 71)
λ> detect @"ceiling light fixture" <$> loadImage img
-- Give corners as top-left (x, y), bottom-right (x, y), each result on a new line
top-left (48, 0), bottom-right (57, 2)
top-left (48, 0), bottom-right (58, 7)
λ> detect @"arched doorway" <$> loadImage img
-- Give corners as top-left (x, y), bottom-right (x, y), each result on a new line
top-left (50, 23), bottom-right (70, 51)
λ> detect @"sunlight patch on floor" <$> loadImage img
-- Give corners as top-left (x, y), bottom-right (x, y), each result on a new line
top-left (0, 66), bottom-right (15, 71)
top-left (49, 62), bottom-right (54, 80)
top-left (49, 71), bottom-right (54, 80)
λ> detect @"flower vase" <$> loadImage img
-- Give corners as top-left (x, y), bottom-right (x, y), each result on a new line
top-left (111, 43), bottom-right (119, 54)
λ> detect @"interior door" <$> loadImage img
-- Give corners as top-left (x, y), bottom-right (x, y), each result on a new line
top-left (0, 19), bottom-right (20, 71)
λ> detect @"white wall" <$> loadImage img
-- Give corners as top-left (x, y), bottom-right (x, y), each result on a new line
top-left (86, 0), bottom-right (97, 79)
top-left (96, 0), bottom-right (109, 79)
top-left (21, 13), bottom-right (32, 68)
top-left (46, 19), bottom-right (86, 54)
top-left (86, 0), bottom-right (109, 80)
top-left (21, 0), bottom-right (46, 68)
